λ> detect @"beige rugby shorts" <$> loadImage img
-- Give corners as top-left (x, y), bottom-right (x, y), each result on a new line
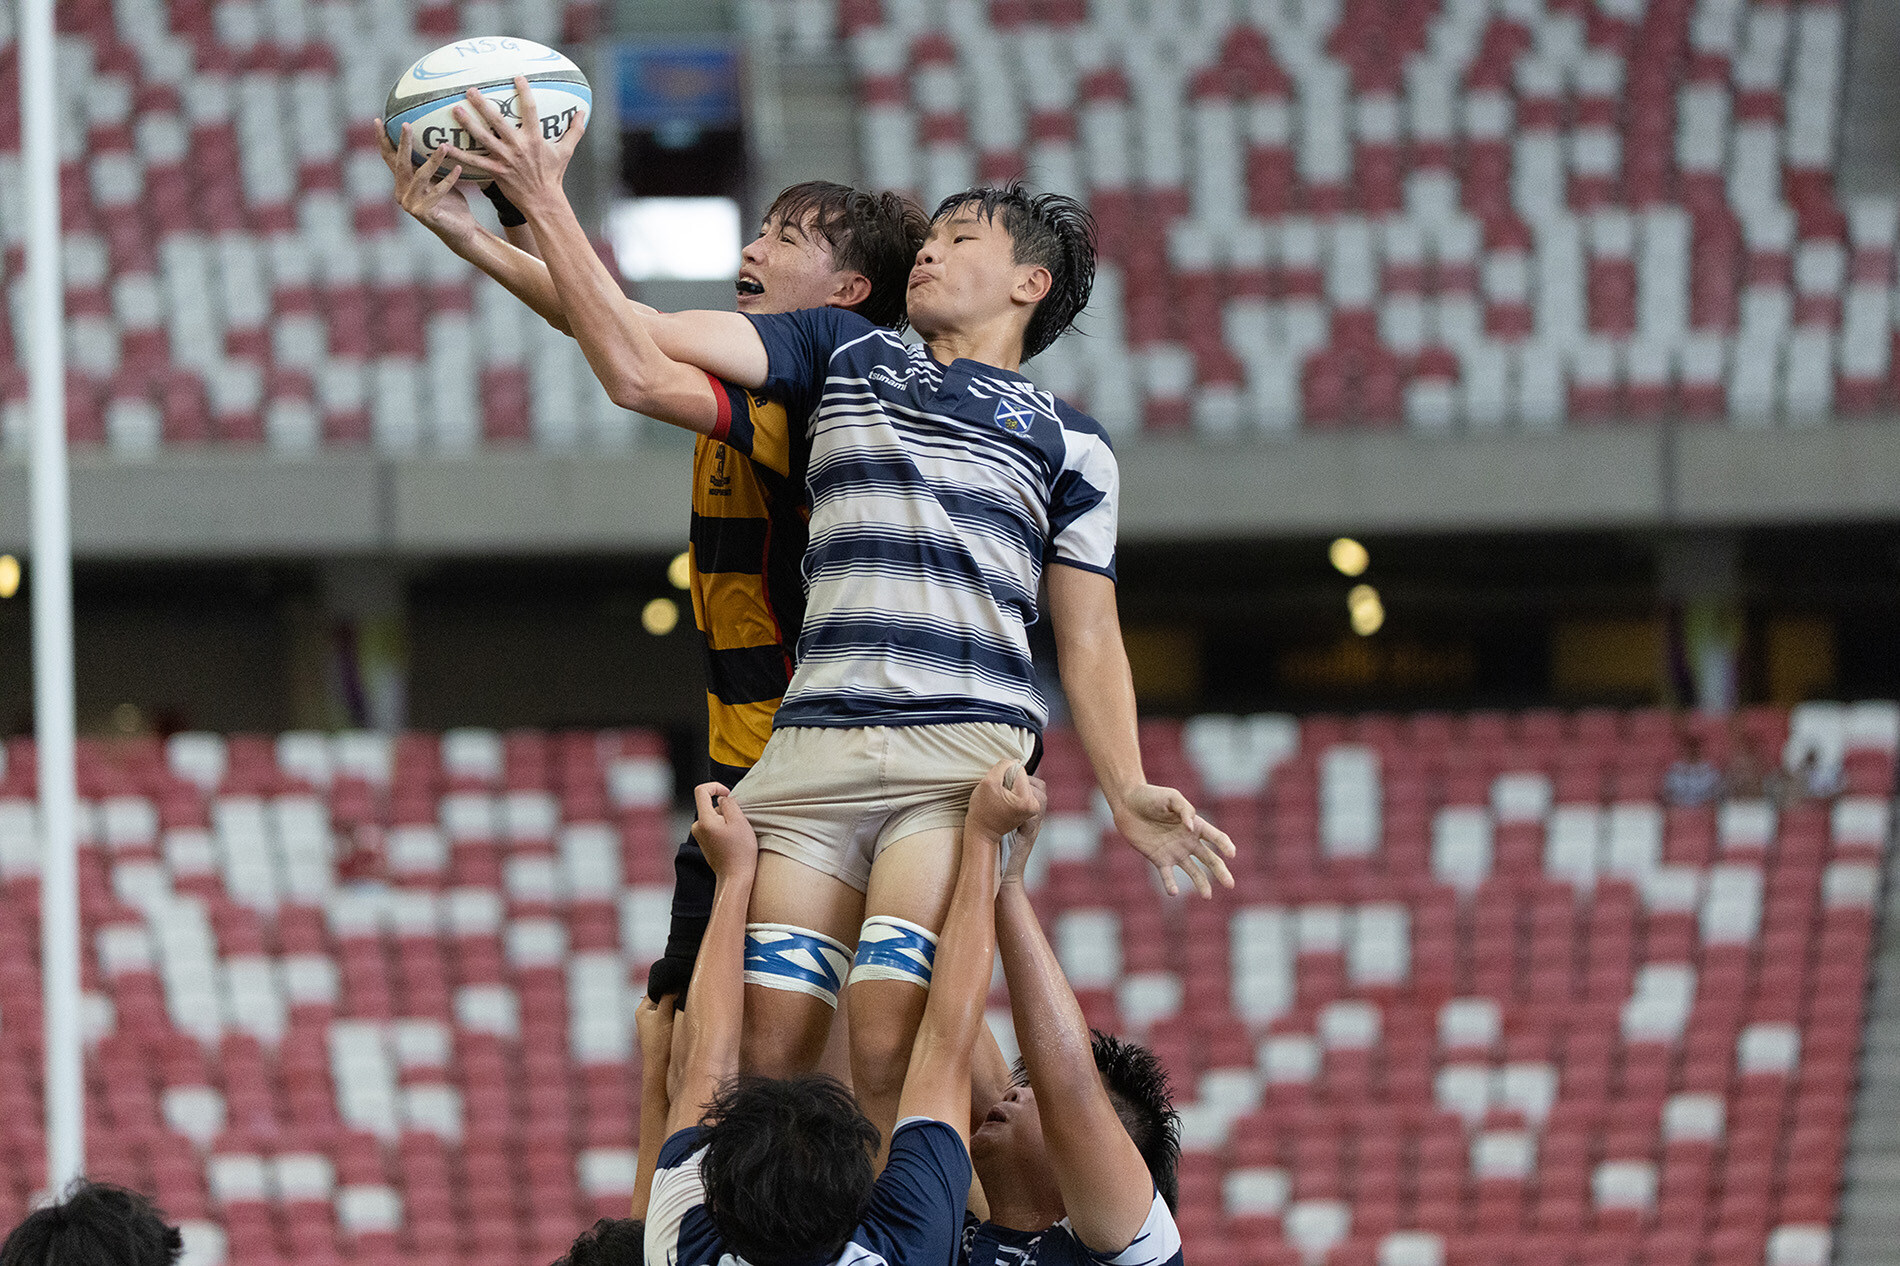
top-left (728, 723), bottom-right (1036, 893)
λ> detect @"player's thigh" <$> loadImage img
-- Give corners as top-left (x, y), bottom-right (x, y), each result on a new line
top-left (848, 825), bottom-right (962, 1077)
top-left (740, 850), bottom-right (864, 1077)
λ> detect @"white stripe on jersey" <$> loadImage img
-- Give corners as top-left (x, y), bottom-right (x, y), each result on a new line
top-left (776, 331), bottom-right (1118, 733)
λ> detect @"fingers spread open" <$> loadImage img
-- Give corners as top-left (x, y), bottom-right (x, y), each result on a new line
top-left (1196, 842), bottom-right (1235, 890)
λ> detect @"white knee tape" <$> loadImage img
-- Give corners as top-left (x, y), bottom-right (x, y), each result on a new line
top-left (847, 915), bottom-right (939, 990)
top-left (744, 923), bottom-right (853, 1008)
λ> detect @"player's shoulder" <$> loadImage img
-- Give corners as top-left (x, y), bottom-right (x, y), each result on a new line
top-left (1055, 1193), bottom-right (1183, 1266)
top-left (1049, 395), bottom-right (1115, 452)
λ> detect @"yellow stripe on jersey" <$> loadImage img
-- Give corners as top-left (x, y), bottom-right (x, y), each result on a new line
top-left (706, 694), bottom-right (781, 773)
top-left (688, 377), bottom-right (809, 773)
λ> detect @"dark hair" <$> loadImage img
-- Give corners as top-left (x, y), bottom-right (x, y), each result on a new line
top-left (698, 1076), bottom-right (880, 1266)
top-left (551, 1218), bottom-right (644, 1266)
top-left (1005, 1032), bottom-right (1181, 1212)
top-left (764, 181), bottom-right (929, 331)
top-left (0, 1181), bottom-right (182, 1266)
top-left (930, 183), bottom-right (1098, 359)
top-left (1092, 1032), bottom-right (1180, 1212)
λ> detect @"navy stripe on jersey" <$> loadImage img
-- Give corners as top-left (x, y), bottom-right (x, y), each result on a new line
top-left (962, 1192), bottom-right (1184, 1266)
top-left (648, 1119), bottom-right (972, 1266)
top-left (747, 308), bottom-right (1119, 733)
top-left (704, 643), bottom-right (793, 706)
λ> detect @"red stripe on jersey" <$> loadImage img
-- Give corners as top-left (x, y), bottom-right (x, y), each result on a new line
top-left (706, 372), bottom-right (733, 443)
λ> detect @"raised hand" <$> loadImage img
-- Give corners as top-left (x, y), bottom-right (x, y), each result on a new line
top-left (443, 74), bottom-right (586, 211)
top-left (636, 993), bottom-right (677, 1064)
top-left (998, 773), bottom-right (1050, 887)
top-left (968, 760), bottom-right (1044, 843)
top-left (377, 120), bottom-right (473, 233)
top-left (689, 782), bottom-right (758, 880)
top-left (1113, 783), bottom-right (1235, 899)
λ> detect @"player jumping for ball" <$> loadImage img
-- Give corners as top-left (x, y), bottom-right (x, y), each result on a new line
top-left (377, 120), bottom-right (928, 1068)
top-left (439, 78), bottom-right (1236, 1152)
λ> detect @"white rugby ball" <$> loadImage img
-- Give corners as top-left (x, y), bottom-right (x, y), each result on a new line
top-left (384, 37), bottom-right (591, 184)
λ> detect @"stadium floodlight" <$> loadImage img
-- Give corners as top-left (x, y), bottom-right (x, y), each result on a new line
top-left (20, 0), bottom-right (84, 1192)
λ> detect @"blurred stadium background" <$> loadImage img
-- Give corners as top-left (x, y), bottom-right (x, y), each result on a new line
top-left (0, 0), bottom-right (1898, 1264)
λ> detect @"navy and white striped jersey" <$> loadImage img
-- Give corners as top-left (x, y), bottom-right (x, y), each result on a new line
top-left (961, 1192), bottom-right (1184, 1266)
top-left (645, 1117), bottom-right (973, 1266)
top-left (744, 308), bottom-right (1120, 734)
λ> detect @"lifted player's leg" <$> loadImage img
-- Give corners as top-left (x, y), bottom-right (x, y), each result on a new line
top-left (846, 823), bottom-right (961, 1163)
top-left (739, 850), bottom-right (864, 1077)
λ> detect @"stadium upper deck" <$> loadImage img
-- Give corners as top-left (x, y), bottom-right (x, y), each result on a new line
top-left (2, 0), bottom-right (1900, 556)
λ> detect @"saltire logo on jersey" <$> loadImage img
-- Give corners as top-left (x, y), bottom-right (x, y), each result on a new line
top-left (993, 398), bottom-right (1035, 435)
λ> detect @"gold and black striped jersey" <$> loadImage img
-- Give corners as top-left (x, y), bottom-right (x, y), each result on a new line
top-left (691, 375), bottom-right (810, 782)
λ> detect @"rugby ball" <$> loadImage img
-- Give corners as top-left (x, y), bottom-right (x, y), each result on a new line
top-left (383, 37), bottom-right (591, 184)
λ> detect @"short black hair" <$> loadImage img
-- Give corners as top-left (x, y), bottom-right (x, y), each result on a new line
top-left (698, 1076), bottom-right (880, 1266)
top-left (0, 1181), bottom-right (182, 1266)
top-left (1092, 1032), bottom-right (1180, 1213)
top-left (1006, 1032), bottom-right (1181, 1212)
top-left (930, 183), bottom-right (1098, 360)
top-left (764, 181), bottom-right (929, 330)
top-left (551, 1217), bottom-right (644, 1266)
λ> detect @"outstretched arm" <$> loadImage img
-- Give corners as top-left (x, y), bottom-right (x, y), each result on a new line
top-left (1046, 564), bottom-right (1235, 898)
top-left (442, 81), bottom-right (769, 426)
top-left (631, 994), bottom-right (676, 1219)
top-left (995, 817), bottom-right (1155, 1253)
top-left (664, 783), bottom-right (757, 1136)
top-left (377, 121), bottom-right (583, 334)
top-left (895, 762), bottom-right (1041, 1139)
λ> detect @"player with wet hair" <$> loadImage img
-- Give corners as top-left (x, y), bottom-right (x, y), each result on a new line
top-left (641, 764), bottom-right (1042, 1266)
top-left (964, 779), bottom-right (1183, 1266)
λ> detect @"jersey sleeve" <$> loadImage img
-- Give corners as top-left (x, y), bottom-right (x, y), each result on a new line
top-left (707, 376), bottom-right (795, 476)
top-left (1062, 1192), bottom-right (1184, 1266)
top-left (644, 1129), bottom-right (710, 1266)
top-left (1047, 413), bottom-right (1120, 580)
top-left (742, 307), bottom-right (872, 425)
top-left (856, 1119), bottom-right (974, 1266)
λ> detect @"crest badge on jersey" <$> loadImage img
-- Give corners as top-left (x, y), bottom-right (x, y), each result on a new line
top-left (993, 398), bottom-right (1035, 435)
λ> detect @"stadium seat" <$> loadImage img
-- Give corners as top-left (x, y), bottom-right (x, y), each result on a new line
top-left (10, 705), bottom-right (1871, 1261)
top-left (750, 0), bottom-right (1894, 436)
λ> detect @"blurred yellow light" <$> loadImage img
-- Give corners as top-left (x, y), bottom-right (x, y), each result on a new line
top-left (1348, 584), bottom-right (1384, 636)
top-left (1330, 537), bottom-right (1370, 577)
top-left (667, 551), bottom-right (692, 591)
top-left (642, 597), bottom-right (680, 636)
top-left (0, 555), bottom-right (16, 599)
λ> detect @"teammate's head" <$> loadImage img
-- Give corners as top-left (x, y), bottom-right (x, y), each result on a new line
top-left (697, 1075), bottom-right (881, 1266)
top-left (911, 184), bottom-right (1097, 363)
top-left (551, 1218), bottom-right (644, 1266)
top-left (971, 1032), bottom-right (1180, 1215)
top-left (0, 1181), bottom-right (182, 1266)
top-left (740, 181), bottom-right (928, 328)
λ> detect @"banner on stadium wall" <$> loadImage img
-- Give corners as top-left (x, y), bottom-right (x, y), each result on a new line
top-left (613, 40), bottom-right (741, 140)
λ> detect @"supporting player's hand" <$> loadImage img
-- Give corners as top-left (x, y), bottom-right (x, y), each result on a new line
top-left (690, 782), bottom-right (758, 880)
top-left (998, 773), bottom-right (1050, 888)
top-left (636, 993), bottom-right (677, 1069)
top-left (444, 74), bottom-right (586, 214)
top-left (377, 120), bottom-right (474, 234)
top-left (1114, 783), bottom-right (1236, 899)
top-left (968, 760), bottom-right (1044, 843)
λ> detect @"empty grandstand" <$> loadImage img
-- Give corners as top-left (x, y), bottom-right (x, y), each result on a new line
top-left (0, 0), bottom-right (1897, 1264)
